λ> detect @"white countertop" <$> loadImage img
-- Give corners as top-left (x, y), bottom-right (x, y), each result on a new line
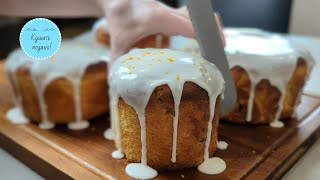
top-left (0, 35), bottom-right (319, 179)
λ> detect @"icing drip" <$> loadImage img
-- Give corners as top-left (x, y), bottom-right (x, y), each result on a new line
top-left (67, 79), bottom-right (89, 130)
top-left (104, 128), bottom-right (115, 140)
top-left (109, 48), bottom-right (224, 177)
top-left (5, 39), bottom-right (110, 130)
top-left (138, 111), bottom-right (148, 164)
top-left (204, 92), bottom-right (219, 160)
top-left (112, 150), bottom-right (125, 159)
top-left (170, 87), bottom-right (182, 163)
top-left (30, 75), bottom-right (55, 129)
top-left (6, 107), bottom-right (29, 124)
top-left (217, 141), bottom-right (228, 150)
top-left (125, 163), bottom-right (158, 180)
top-left (5, 50), bottom-right (33, 111)
top-left (113, 95), bottom-right (123, 152)
top-left (198, 157), bottom-right (226, 175)
top-left (170, 28), bottom-right (315, 126)
top-left (104, 86), bottom-right (116, 141)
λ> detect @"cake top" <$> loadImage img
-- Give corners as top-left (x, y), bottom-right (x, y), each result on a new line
top-left (109, 48), bottom-right (225, 105)
top-left (6, 40), bottom-right (110, 79)
top-left (224, 28), bottom-right (295, 56)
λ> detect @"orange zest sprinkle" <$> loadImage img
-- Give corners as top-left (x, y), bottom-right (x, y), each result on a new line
top-left (142, 52), bottom-right (151, 57)
top-left (128, 72), bottom-right (133, 75)
top-left (157, 58), bottom-right (162, 62)
top-left (176, 75), bottom-right (180, 80)
top-left (121, 57), bottom-right (134, 63)
top-left (128, 66), bottom-right (135, 69)
top-left (167, 58), bottom-right (174, 62)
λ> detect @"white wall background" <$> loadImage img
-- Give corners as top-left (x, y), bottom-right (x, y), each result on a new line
top-left (289, 0), bottom-right (320, 37)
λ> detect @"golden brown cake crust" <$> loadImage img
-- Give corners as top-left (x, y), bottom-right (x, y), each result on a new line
top-left (96, 27), bottom-right (169, 49)
top-left (222, 58), bottom-right (308, 124)
top-left (12, 61), bottom-right (109, 124)
top-left (118, 82), bottom-right (220, 170)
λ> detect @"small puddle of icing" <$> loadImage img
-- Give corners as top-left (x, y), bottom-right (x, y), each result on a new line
top-left (217, 141), bottom-right (228, 150)
top-left (104, 128), bottom-right (115, 140)
top-left (67, 121), bottom-right (89, 130)
top-left (6, 107), bottom-right (29, 124)
top-left (112, 150), bottom-right (125, 159)
top-left (198, 157), bottom-right (226, 175)
top-left (39, 121), bottom-right (55, 130)
top-left (125, 163), bottom-right (158, 180)
top-left (269, 120), bottom-right (284, 128)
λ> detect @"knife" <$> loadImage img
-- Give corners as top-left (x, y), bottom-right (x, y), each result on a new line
top-left (185, 0), bottom-right (236, 116)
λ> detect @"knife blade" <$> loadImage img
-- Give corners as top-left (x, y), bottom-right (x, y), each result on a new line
top-left (186, 0), bottom-right (236, 115)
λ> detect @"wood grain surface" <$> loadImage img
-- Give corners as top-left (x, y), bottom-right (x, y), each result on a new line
top-left (0, 61), bottom-right (319, 180)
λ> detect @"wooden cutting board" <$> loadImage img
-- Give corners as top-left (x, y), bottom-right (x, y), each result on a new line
top-left (0, 61), bottom-right (320, 180)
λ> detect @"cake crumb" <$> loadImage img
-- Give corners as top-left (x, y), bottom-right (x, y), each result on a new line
top-left (176, 75), bottom-right (180, 80)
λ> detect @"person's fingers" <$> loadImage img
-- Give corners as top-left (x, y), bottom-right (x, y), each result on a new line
top-left (155, 9), bottom-right (195, 38)
top-left (110, 37), bottom-right (131, 61)
top-left (175, 6), bottom-right (189, 19)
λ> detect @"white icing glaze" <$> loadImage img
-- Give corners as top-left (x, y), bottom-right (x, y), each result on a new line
top-left (125, 163), bottom-right (158, 180)
top-left (269, 120), bottom-right (284, 128)
top-left (5, 49), bottom-right (33, 110)
top-left (104, 128), bottom-right (115, 140)
top-left (109, 48), bottom-right (224, 177)
top-left (111, 150), bottom-right (125, 159)
top-left (170, 28), bottom-right (315, 126)
top-left (5, 40), bottom-right (110, 130)
top-left (6, 107), bottom-right (29, 124)
top-left (198, 157), bottom-right (226, 175)
top-left (217, 141), bottom-right (228, 150)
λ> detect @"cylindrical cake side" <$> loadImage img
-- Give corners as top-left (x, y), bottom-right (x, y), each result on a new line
top-left (223, 58), bottom-right (309, 124)
top-left (96, 27), bottom-right (169, 48)
top-left (117, 82), bottom-right (220, 170)
top-left (12, 61), bottom-right (109, 124)
top-left (281, 58), bottom-right (308, 118)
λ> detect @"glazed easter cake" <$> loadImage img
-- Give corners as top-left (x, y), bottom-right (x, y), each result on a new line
top-left (5, 41), bottom-right (110, 130)
top-left (93, 18), bottom-right (170, 49)
top-left (107, 48), bottom-right (226, 179)
top-left (170, 28), bottom-right (314, 127)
